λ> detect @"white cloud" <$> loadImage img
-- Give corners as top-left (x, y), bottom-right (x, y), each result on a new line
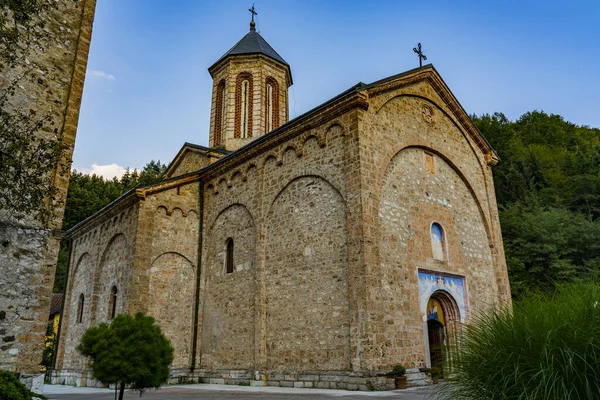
top-left (76, 163), bottom-right (128, 180)
top-left (89, 69), bottom-right (116, 81)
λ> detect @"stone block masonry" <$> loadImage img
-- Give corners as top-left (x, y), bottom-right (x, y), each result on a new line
top-left (0, 0), bottom-right (96, 384)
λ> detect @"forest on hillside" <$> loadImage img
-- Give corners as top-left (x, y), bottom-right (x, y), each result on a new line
top-left (54, 111), bottom-right (600, 298)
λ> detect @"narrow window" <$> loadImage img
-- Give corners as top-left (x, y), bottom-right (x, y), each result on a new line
top-left (431, 223), bottom-right (446, 261)
top-left (214, 80), bottom-right (226, 146)
top-left (225, 238), bottom-right (234, 274)
top-left (108, 286), bottom-right (118, 320)
top-left (266, 83), bottom-right (273, 132)
top-left (220, 84), bottom-right (227, 137)
top-left (77, 294), bottom-right (84, 323)
top-left (241, 80), bottom-right (250, 138)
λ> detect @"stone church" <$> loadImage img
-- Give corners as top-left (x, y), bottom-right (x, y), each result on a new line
top-left (53, 18), bottom-right (511, 390)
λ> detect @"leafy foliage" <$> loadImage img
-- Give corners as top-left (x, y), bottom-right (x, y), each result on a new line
top-left (443, 283), bottom-right (600, 400)
top-left (77, 313), bottom-right (174, 400)
top-left (474, 111), bottom-right (600, 298)
top-left (0, 370), bottom-right (47, 400)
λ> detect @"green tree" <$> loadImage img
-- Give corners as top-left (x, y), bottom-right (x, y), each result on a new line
top-left (77, 313), bottom-right (174, 400)
top-left (0, 370), bottom-right (47, 400)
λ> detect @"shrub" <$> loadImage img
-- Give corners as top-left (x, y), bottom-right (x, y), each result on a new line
top-left (77, 313), bottom-right (174, 400)
top-left (443, 283), bottom-right (600, 400)
top-left (390, 365), bottom-right (406, 376)
top-left (0, 370), bottom-right (47, 400)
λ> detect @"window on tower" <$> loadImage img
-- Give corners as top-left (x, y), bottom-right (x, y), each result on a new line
top-left (214, 80), bottom-right (226, 146)
top-left (241, 80), bottom-right (250, 138)
top-left (235, 72), bottom-right (253, 139)
top-left (265, 77), bottom-right (279, 132)
top-left (266, 83), bottom-right (273, 132)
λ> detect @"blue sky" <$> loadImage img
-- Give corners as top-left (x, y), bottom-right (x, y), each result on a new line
top-left (74, 0), bottom-right (600, 178)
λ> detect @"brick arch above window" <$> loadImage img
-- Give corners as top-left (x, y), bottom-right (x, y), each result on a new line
top-left (235, 72), bottom-right (253, 139)
top-left (265, 76), bottom-right (279, 132)
top-left (214, 79), bottom-right (226, 146)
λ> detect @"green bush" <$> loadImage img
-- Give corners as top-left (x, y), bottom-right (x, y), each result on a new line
top-left (390, 365), bottom-right (406, 376)
top-left (0, 370), bottom-right (47, 400)
top-left (443, 283), bottom-right (600, 399)
top-left (77, 312), bottom-right (174, 400)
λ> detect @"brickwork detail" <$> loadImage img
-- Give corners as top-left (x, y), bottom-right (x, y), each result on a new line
top-left (213, 80), bottom-right (226, 146)
top-left (264, 76), bottom-right (280, 132)
top-left (234, 72), bottom-right (253, 139)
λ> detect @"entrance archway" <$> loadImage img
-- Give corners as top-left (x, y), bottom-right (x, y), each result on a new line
top-left (425, 290), bottom-right (461, 375)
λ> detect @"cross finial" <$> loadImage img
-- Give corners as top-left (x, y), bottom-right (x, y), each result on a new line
top-left (249, 4), bottom-right (258, 31)
top-left (413, 43), bottom-right (427, 67)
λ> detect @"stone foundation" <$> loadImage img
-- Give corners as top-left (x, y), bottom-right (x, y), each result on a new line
top-left (52, 368), bottom-right (431, 391)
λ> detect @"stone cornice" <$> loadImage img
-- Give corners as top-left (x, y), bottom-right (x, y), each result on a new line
top-left (364, 66), bottom-right (499, 165)
top-left (67, 174), bottom-right (201, 237)
top-left (198, 90), bottom-right (369, 181)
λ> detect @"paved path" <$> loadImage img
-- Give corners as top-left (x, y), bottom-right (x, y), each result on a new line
top-left (44, 383), bottom-right (446, 400)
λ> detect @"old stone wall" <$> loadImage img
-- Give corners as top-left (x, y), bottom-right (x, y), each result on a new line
top-left (200, 110), bottom-right (360, 374)
top-left (132, 182), bottom-right (199, 370)
top-left (357, 79), bottom-right (511, 370)
top-left (56, 203), bottom-right (138, 383)
top-left (0, 0), bottom-right (96, 375)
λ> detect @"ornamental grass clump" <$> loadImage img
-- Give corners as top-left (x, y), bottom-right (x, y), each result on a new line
top-left (443, 283), bottom-right (600, 400)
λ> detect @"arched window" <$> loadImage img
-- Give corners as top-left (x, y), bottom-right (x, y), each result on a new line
top-left (235, 73), bottom-right (253, 139)
top-left (266, 83), bottom-right (273, 132)
top-left (214, 79), bottom-right (226, 146)
top-left (77, 294), bottom-right (84, 323)
top-left (265, 77), bottom-right (279, 132)
top-left (108, 286), bottom-right (118, 320)
top-left (241, 80), bottom-right (250, 138)
top-left (225, 238), bottom-right (234, 274)
top-left (431, 223), bottom-right (446, 261)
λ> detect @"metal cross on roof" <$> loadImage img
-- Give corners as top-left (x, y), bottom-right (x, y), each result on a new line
top-left (249, 4), bottom-right (258, 22)
top-left (413, 43), bottom-right (427, 67)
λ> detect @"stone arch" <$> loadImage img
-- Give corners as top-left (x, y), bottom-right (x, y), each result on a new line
top-left (94, 233), bottom-right (129, 324)
top-left (378, 145), bottom-right (492, 245)
top-left (425, 290), bottom-right (461, 371)
top-left (265, 175), bottom-right (350, 371)
top-left (201, 203), bottom-right (257, 369)
top-left (62, 252), bottom-right (94, 370)
top-left (147, 252), bottom-right (195, 369)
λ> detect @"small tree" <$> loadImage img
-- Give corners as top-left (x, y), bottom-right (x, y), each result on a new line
top-left (77, 313), bottom-right (174, 400)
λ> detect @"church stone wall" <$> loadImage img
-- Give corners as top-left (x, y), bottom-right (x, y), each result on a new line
top-left (55, 204), bottom-right (138, 386)
top-left (200, 111), bottom-right (361, 381)
top-left (201, 204), bottom-right (257, 369)
top-left (357, 85), bottom-right (510, 370)
top-left (132, 183), bottom-right (199, 370)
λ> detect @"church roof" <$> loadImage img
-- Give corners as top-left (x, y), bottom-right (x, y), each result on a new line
top-left (210, 26), bottom-right (289, 71)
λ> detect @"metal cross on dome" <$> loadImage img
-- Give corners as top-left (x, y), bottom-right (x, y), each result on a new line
top-left (249, 4), bottom-right (258, 22)
top-left (413, 43), bottom-right (427, 67)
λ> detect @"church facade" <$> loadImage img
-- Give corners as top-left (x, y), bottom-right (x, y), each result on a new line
top-left (53, 20), bottom-right (511, 390)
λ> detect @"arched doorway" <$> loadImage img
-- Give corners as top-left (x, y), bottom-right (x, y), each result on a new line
top-left (425, 290), bottom-right (461, 376)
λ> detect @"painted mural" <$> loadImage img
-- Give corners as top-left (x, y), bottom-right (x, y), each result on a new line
top-left (418, 271), bottom-right (467, 323)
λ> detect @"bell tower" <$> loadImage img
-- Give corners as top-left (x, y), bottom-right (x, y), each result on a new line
top-left (208, 12), bottom-right (292, 151)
